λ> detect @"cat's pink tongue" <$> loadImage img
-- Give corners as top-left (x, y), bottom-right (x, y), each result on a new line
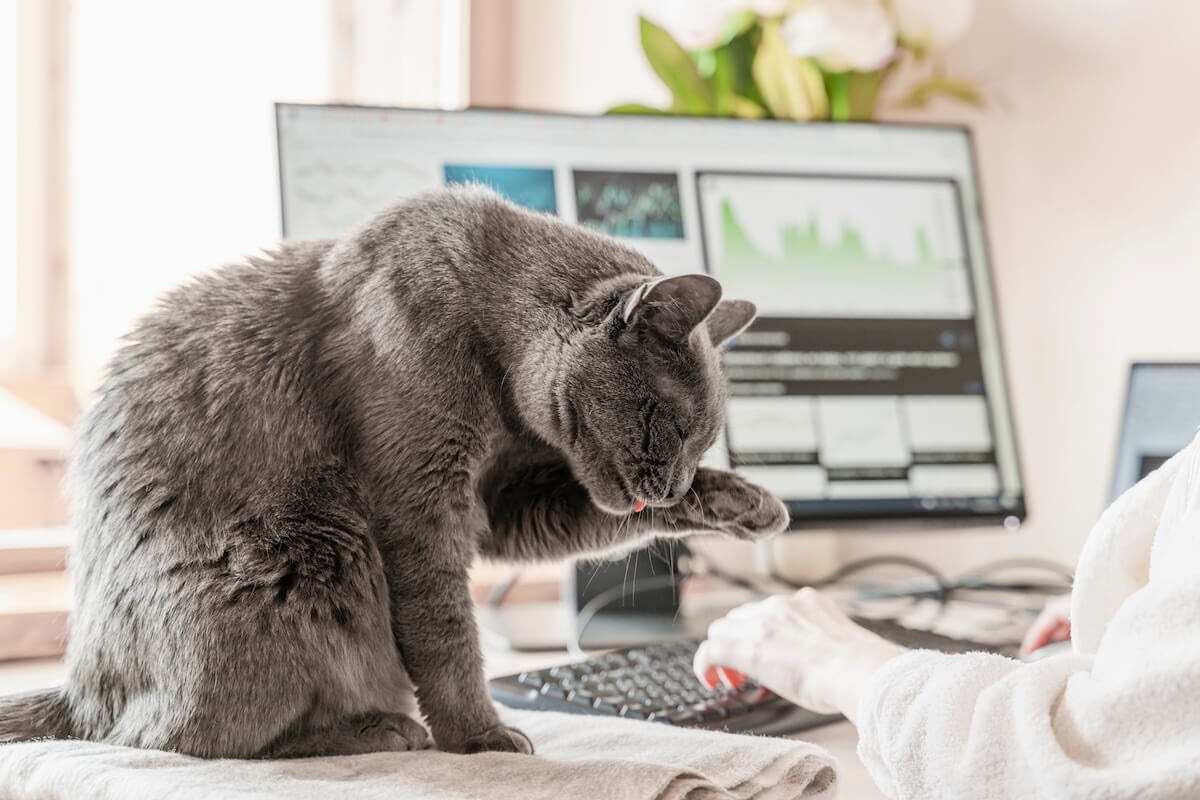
top-left (633, 499), bottom-right (646, 513)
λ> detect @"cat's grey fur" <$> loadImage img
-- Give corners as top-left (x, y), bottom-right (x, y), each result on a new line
top-left (0, 186), bottom-right (787, 758)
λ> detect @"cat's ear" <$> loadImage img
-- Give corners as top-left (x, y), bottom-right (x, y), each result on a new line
top-left (705, 299), bottom-right (757, 348)
top-left (622, 274), bottom-right (722, 342)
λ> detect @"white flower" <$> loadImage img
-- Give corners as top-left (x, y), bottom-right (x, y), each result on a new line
top-left (747, 0), bottom-right (790, 16)
top-left (642, 0), bottom-right (744, 50)
top-left (781, 0), bottom-right (897, 72)
top-left (642, 1), bottom-right (800, 50)
top-left (890, 0), bottom-right (974, 48)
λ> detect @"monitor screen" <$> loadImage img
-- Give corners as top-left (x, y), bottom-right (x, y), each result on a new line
top-left (1111, 363), bottom-right (1200, 500)
top-left (276, 105), bottom-right (1025, 524)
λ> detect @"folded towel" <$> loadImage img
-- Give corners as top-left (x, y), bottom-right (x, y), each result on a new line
top-left (0, 707), bottom-right (837, 800)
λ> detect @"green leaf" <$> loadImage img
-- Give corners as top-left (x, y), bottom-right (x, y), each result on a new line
top-left (606, 103), bottom-right (672, 115)
top-left (639, 16), bottom-right (714, 114)
top-left (842, 70), bottom-right (886, 121)
top-left (752, 22), bottom-right (828, 120)
top-left (712, 47), bottom-right (736, 115)
top-left (714, 27), bottom-right (765, 108)
top-left (899, 77), bottom-right (985, 109)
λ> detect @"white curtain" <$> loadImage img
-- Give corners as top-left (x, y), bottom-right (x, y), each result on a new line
top-left (68, 0), bottom-right (466, 394)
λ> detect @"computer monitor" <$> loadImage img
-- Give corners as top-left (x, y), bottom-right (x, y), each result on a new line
top-left (275, 105), bottom-right (1025, 647)
top-left (1111, 362), bottom-right (1200, 500)
top-left (276, 104), bottom-right (1025, 524)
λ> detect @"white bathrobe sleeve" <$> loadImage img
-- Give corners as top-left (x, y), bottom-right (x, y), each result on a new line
top-left (855, 433), bottom-right (1200, 800)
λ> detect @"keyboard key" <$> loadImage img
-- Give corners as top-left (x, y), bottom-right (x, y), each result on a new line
top-left (647, 712), bottom-right (673, 724)
top-left (691, 703), bottom-right (727, 722)
top-left (517, 671), bottom-right (544, 687)
top-left (549, 666), bottom-right (576, 680)
top-left (714, 697), bottom-right (751, 716)
top-left (539, 686), bottom-right (567, 700)
top-left (666, 709), bottom-right (701, 725)
top-left (619, 704), bottom-right (650, 720)
top-left (739, 687), bottom-right (775, 706)
top-left (567, 690), bottom-right (597, 707)
top-left (592, 697), bottom-right (623, 714)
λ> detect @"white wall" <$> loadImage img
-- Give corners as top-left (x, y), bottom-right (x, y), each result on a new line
top-left (505, 0), bottom-right (1200, 572)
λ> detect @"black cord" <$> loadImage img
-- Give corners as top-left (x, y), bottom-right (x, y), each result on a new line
top-left (568, 572), bottom-right (697, 658)
top-left (953, 557), bottom-right (1075, 587)
top-left (569, 558), bottom-right (785, 656)
top-left (567, 552), bottom-right (1076, 656)
top-left (765, 554), bottom-right (951, 599)
top-left (710, 552), bottom-right (1073, 608)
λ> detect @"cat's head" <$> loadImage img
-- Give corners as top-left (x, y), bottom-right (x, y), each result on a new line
top-left (541, 273), bottom-right (755, 515)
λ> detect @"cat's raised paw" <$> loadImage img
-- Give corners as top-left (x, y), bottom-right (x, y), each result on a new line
top-left (460, 724), bottom-right (535, 755)
top-left (721, 490), bottom-right (789, 540)
top-left (688, 469), bottom-right (790, 540)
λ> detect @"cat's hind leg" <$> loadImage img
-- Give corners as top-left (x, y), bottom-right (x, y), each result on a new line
top-left (261, 710), bottom-right (430, 758)
top-left (89, 466), bottom-right (423, 759)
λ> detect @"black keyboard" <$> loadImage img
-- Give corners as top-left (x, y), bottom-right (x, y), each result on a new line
top-left (489, 615), bottom-right (1011, 736)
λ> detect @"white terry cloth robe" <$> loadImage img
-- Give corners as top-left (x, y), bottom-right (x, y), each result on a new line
top-left (855, 431), bottom-right (1200, 800)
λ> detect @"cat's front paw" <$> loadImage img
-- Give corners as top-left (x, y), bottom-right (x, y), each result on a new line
top-left (460, 724), bottom-right (535, 755)
top-left (686, 468), bottom-right (789, 540)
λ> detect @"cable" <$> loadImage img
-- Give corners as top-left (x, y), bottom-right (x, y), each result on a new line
top-left (567, 552), bottom-right (1076, 658)
top-left (706, 552), bottom-right (1072, 610)
top-left (568, 558), bottom-right (778, 657)
top-left (953, 557), bottom-right (1075, 588)
top-left (764, 554), bottom-right (950, 597)
top-left (568, 572), bottom-right (696, 659)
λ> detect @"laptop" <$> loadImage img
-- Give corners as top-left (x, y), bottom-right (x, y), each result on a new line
top-left (1110, 362), bottom-right (1200, 500)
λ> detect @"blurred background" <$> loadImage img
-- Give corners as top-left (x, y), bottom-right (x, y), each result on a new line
top-left (2, 0), bottom-right (1199, 659)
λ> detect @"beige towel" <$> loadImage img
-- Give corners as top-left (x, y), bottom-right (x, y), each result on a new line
top-left (0, 707), bottom-right (837, 800)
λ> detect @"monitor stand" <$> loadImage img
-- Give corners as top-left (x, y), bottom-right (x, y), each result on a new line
top-left (478, 541), bottom-right (709, 652)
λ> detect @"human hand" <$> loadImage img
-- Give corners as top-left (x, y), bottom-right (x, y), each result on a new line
top-left (693, 588), bottom-right (907, 725)
top-left (1019, 594), bottom-right (1071, 658)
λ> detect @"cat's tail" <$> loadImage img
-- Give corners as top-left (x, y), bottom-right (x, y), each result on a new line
top-left (0, 687), bottom-right (75, 742)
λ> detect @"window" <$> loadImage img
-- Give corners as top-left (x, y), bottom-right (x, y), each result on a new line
top-left (0, 1), bottom-right (465, 581)
top-left (1, 0), bottom-right (18, 367)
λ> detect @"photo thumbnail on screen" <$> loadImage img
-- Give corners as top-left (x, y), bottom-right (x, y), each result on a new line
top-left (573, 170), bottom-right (685, 239)
top-left (443, 164), bottom-right (558, 213)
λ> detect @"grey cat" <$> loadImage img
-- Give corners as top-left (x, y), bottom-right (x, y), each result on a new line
top-left (0, 186), bottom-right (788, 758)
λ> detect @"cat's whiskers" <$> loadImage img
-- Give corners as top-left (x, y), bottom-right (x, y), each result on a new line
top-left (687, 486), bottom-right (705, 520)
